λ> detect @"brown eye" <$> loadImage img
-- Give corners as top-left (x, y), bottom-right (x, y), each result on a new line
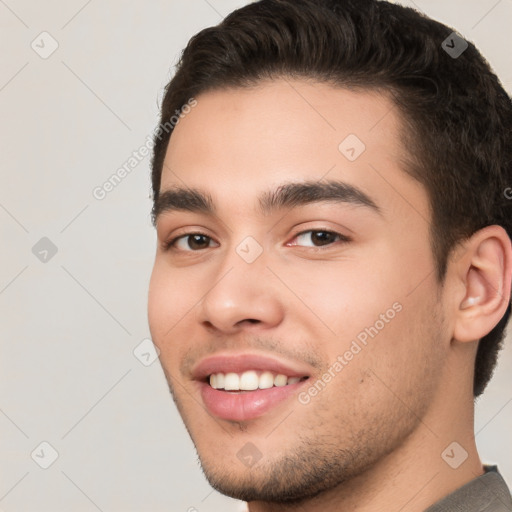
top-left (170, 233), bottom-right (216, 251)
top-left (310, 231), bottom-right (338, 246)
top-left (293, 230), bottom-right (348, 247)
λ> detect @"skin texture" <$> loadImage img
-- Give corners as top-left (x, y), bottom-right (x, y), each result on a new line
top-left (148, 80), bottom-right (511, 511)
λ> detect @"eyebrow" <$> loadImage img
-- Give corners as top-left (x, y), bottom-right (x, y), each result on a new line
top-left (152, 180), bottom-right (381, 224)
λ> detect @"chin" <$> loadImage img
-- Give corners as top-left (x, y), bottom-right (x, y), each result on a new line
top-left (193, 444), bottom-right (357, 505)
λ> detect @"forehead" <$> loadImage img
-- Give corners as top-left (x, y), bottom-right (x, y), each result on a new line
top-left (161, 79), bottom-right (428, 221)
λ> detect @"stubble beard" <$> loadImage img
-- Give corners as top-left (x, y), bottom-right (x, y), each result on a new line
top-left (164, 367), bottom-right (428, 506)
top-left (161, 304), bottom-right (445, 505)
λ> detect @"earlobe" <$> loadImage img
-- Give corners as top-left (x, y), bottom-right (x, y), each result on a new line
top-left (453, 226), bottom-right (512, 343)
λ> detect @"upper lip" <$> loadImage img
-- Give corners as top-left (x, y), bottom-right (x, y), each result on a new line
top-left (191, 352), bottom-right (312, 381)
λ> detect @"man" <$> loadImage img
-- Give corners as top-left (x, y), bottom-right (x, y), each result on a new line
top-left (147, 0), bottom-right (512, 510)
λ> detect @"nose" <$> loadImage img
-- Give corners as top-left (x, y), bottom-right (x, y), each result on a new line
top-left (198, 252), bottom-right (285, 334)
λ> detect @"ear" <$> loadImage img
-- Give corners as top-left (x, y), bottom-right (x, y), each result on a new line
top-left (452, 225), bottom-right (512, 343)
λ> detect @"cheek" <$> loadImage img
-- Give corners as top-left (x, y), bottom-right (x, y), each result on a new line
top-left (281, 247), bottom-right (435, 391)
top-left (349, 282), bottom-right (444, 399)
top-left (279, 256), bottom-right (405, 342)
top-left (147, 261), bottom-right (194, 349)
top-left (148, 263), bottom-right (169, 332)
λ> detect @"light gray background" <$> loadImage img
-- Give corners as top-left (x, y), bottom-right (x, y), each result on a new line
top-left (0, 1), bottom-right (511, 511)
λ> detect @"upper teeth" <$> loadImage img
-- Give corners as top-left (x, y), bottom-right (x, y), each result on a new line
top-left (209, 371), bottom-right (303, 391)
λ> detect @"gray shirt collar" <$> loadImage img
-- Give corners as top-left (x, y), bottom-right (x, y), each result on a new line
top-left (425, 466), bottom-right (512, 512)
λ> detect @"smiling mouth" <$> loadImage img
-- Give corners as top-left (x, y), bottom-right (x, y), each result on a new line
top-left (208, 370), bottom-right (309, 391)
top-left (195, 355), bottom-right (312, 421)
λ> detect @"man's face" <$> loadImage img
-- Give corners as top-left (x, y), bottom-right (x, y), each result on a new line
top-left (148, 80), bottom-right (449, 503)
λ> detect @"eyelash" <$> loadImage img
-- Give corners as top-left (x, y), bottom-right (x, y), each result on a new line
top-left (162, 229), bottom-right (351, 252)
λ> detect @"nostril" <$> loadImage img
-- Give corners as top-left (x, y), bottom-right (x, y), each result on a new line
top-left (202, 320), bottom-right (215, 330)
top-left (234, 318), bottom-right (261, 327)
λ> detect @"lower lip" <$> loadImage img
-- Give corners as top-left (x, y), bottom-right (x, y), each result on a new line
top-left (199, 381), bottom-right (307, 422)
